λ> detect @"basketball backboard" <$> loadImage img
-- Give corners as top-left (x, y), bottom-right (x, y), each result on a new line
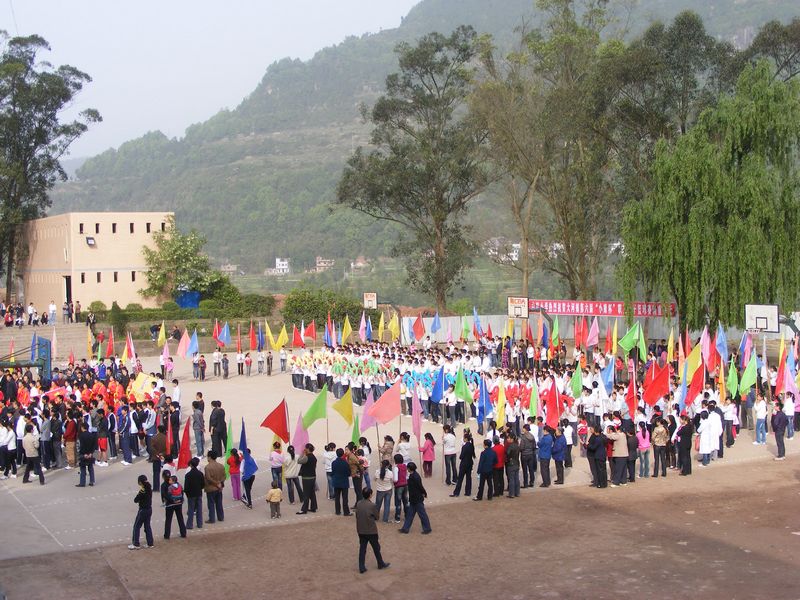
top-left (507, 296), bottom-right (529, 319)
top-left (744, 304), bottom-right (779, 333)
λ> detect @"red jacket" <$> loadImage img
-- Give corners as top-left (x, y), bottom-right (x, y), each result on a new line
top-left (493, 443), bottom-right (505, 469)
top-left (64, 419), bottom-right (77, 442)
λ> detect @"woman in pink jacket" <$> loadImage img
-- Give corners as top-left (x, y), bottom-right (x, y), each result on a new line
top-left (419, 433), bottom-right (436, 478)
top-left (636, 422), bottom-right (651, 479)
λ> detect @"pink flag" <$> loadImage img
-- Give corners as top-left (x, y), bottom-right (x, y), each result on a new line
top-left (700, 326), bottom-right (711, 367)
top-left (743, 334), bottom-right (752, 365)
top-left (162, 341), bottom-right (170, 361)
top-left (586, 317), bottom-right (599, 348)
top-left (784, 358), bottom-right (800, 402)
top-left (367, 380), bottom-right (402, 425)
top-left (411, 385), bottom-right (422, 444)
top-left (177, 329), bottom-right (190, 358)
top-left (292, 413), bottom-right (309, 451)
top-left (360, 389), bottom-right (377, 433)
top-left (446, 322), bottom-right (453, 344)
top-left (358, 311), bottom-right (366, 343)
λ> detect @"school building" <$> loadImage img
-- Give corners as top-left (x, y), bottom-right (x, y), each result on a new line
top-left (21, 211), bottom-right (174, 309)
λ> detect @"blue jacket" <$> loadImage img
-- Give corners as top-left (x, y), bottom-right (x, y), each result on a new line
top-left (331, 457), bottom-right (351, 489)
top-left (538, 434), bottom-right (554, 460)
top-left (476, 447), bottom-right (496, 475)
top-left (551, 435), bottom-right (566, 461)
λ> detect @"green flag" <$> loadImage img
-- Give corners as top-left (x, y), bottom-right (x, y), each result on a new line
top-left (224, 418), bottom-right (233, 476)
top-left (551, 316), bottom-right (559, 344)
top-left (618, 322), bottom-right (640, 354)
top-left (302, 383), bottom-right (328, 429)
top-left (637, 324), bottom-right (647, 361)
top-left (739, 354), bottom-right (757, 395)
top-left (727, 362), bottom-right (739, 400)
top-left (571, 367), bottom-right (583, 398)
top-left (530, 377), bottom-right (539, 418)
top-left (351, 414), bottom-right (360, 446)
top-left (461, 315), bottom-right (470, 340)
top-left (454, 366), bottom-right (473, 404)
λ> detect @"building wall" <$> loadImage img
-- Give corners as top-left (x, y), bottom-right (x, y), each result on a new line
top-left (22, 211), bottom-right (173, 310)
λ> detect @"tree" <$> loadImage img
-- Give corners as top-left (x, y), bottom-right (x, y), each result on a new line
top-left (620, 62), bottom-right (800, 329)
top-left (140, 215), bottom-right (226, 299)
top-left (336, 26), bottom-right (486, 312)
top-left (0, 32), bottom-right (100, 301)
top-left (746, 18), bottom-right (800, 82)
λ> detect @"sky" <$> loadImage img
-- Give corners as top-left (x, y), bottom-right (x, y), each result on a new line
top-left (2, 0), bottom-right (420, 158)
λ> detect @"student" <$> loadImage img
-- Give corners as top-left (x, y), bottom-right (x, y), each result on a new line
top-left (419, 432), bottom-right (436, 478)
top-left (241, 448), bottom-right (258, 509)
top-left (184, 457), bottom-right (205, 528)
top-left (331, 448), bottom-right (352, 516)
top-left (392, 453), bottom-right (409, 523)
top-left (398, 462), bottom-right (431, 534)
top-left (450, 430), bottom-right (475, 498)
top-left (296, 443), bottom-right (318, 515)
top-left (266, 480), bottom-right (282, 518)
top-left (474, 439), bottom-right (496, 501)
top-left (355, 488), bottom-right (391, 574)
top-left (129, 475), bottom-right (154, 549)
top-left (227, 448), bottom-right (242, 501)
top-left (373, 459), bottom-right (394, 522)
top-left (163, 475), bottom-right (187, 539)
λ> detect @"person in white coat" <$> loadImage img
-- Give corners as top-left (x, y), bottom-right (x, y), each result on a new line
top-left (697, 413), bottom-right (718, 466)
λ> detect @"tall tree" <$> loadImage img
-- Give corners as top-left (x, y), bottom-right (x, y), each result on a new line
top-left (620, 62), bottom-right (800, 329)
top-left (336, 26), bottom-right (486, 312)
top-left (0, 33), bottom-right (100, 301)
top-left (746, 18), bottom-right (800, 82)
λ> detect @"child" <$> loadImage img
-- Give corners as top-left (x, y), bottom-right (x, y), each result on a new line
top-left (266, 480), bottom-right (282, 519)
top-left (227, 448), bottom-right (241, 501)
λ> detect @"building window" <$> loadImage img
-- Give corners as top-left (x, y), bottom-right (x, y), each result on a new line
top-left (95, 223), bottom-right (100, 234)
top-left (161, 222), bottom-right (166, 232)
top-left (79, 223), bottom-right (84, 234)
top-left (112, 223), bottom-right (117, 233)
top-left (96, 272), bottom-right (102, 283)
top-left (146, 222), bottom-right (151, 233)
top-left (81, 272), bottom-right (85, 284)
top-left (129, 223), bottom-right (134, 233)
top-left (131, 271), bottom-right (136, 282)
top-left (113, 271), bottom-right (118, 283)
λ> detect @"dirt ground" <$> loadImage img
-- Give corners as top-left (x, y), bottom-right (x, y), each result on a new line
top-left (1, 457), bottom-right (799, 600)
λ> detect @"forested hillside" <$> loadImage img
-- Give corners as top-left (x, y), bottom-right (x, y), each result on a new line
top-left (50, 0), bottom-right (797, 274)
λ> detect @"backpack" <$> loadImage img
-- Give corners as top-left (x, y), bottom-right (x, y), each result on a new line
top-left (168, 483), bottom-right (183, 504)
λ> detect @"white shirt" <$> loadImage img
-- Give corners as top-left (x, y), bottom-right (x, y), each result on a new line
top-left (442, 433), bottom-right (457, 455)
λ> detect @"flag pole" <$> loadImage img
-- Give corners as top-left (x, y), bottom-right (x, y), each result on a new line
top-left (375, 423), bottom-right (380, 452)
top-left (326, 416), bottom-right (329, 445)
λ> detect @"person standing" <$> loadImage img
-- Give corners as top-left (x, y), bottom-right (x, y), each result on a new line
top-left (355, 488), bottom-right (390, 574)
top-left (398, 462), bottom-right (431, 534)
top-left (227, 449), bottom-right (242, 501)
top-left (203, 451), bottom-right (226, 523)
top-left (76, 421), bottom-right (97, 487)
top-left (474, 439), bottom-right (496, 501)
top-left (209, 401), bottom-right (226, 457)
top-left (551, 428), bottom-right (566, 485)
top-left (192, 401), bottom-right (205, 458)
top-left (676, 415), bottom-right (694, 476)
top-left (149, 425), bottom-right (167, 490)
top-left (772, 402), bottom-right (788, 461)
top-left (538, 427), bottom-right (554, 488)
top-left (636, 422), bottom-right (651, 478)
top-left (21, 424), bottom-right (44, 485)
top-left (754, 393), bottom-right (768, 445)
top-left (331, 448), bottom-right (352, 516)
top-left (442, 425), bottom-right (457, 485)
top-left (163, 475), bottom-right (187, 539)
top-left (519, 424), bottom-right (537, 488)
top-left (392, 454), bottom-right (409, 523)
top-left (586, 424), bottom-right (607, 488)
top-left (505, 433), bottom-right (521, 496)
top-left (183, 457), bottom-right (205, 528)
top-left (450, 431), bottom-right (474, 498)
top-left (606, 425), bottom-right (629, 487)
top-left (652, 419), bottom-right (669, 477)
top-left (492, 436), bottom-right (506, 496)
top-left (129, 475), bottom-right (154, 549)
top-left (241, 448), bottom-right (258, 509)
top-left (296, 443), bottom-right (318, 514)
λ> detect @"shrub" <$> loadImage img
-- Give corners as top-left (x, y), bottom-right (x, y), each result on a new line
top-left (108, 301), bottom-right (130, 335)
top-left (162, 300), bottom-right (180, 311)
top-left (125, 303), bottom-right (143, 311)
top-left (88, 300), bottom-right (107, 312)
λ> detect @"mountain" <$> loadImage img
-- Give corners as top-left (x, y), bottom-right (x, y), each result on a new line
top-left (49, 0), bottom-right (798, 275)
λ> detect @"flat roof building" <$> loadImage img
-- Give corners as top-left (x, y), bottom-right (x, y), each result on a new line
top-left (21, 211), bottom-right (173, 309)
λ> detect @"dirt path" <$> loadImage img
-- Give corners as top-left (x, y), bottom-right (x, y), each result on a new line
top-left (2, 457), bottom-right (799, 600)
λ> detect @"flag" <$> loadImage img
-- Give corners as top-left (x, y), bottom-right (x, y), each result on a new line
top-left (601, 359), bottom-right (615, 394)
top-left (127, 333), bottom-right (136, 362)
top-left (686, 343), bottom-right (702, 380)
top-left (431, 312), bottom-right (441, 334)
top-left (360, 390), bottom-right (377, 433)
top-left (337, 322), bottom-right (342, 346)
top-left (737, 350), bottom-right (757, 395)
top-left (359, 311), bottom-right (367, 342)
top-left (387, 312), bottom-right (400, 341)
top-left (239, 417), bottom-right (248, 452)
top-left (30, 332), bottom-right (37, 362)
top-left (377, 312), bottom-right (385, 341)
top-left (177, 329), bottom-right (190, 358)
top-left (570, 366), bottom-right (583, 399)
top-left (667, 328), bottom-right (674, 363)
top-left (477, 378), bottom-right (489, 423)
top-left (260, 399), bottom-right (290, 442)
top-left (461, 316), bottom-right (469, 341)
top-left (323, 320), bottom-right (331, 347)
top-left (407, 318), bottom-right (415, 343)
top-left (161, 341), bottom-right (170, 365)
top-left (177, 419), bottom-right (192, 471)
top-left (580, 316), bottom-right (589, 348)
top-left (687, 365), bottom-right (705, 408)
top-left (331, 388), bottom-right (354, 426)
top-left (219, 322), bottom-right (231, 346)
top-left (68, 348), bottom-right (75, 365)
top-left (249, 322), bottom-right (257, 351)
top-left (543, 378), bottom-right (560, 428)
top-left (551, 316), bottom-right (559, 345)
top-left (412, 314), bottom-right (425, 341)
top-left (342, 315), bottom-right (353, 343)
top-left (367, 381), bottom-right (402, 424)
top-left (525, 321), bottom-right (534, 343)
top-left (292, 414), bottom-right (309, 454)
top-left (365, 317), bottom-right (372, 341)
top-left (496, 380), bottom-right (507, 429)
top-left (727, 361), bottom-right (739, 400)
top-left (715, 322), bottom-right (728, 366)
top-left (536, 314), bottom-right (542, 341)
top-left (530, 377), bottom-right (539, 419)
top-left (643, 363), bottom-right (669, 406)
top-left (236, 323), bottom-right (242, 353)
top-left (637, 324), bottom-right (647, 362)
top-left (212, 319), bottom-right (221, 346)
top-left (292, 324), bottom-right (304, 348)
top-left (454, 367), bottom-right (472, 404)
top-left (586, 317), bottom-right (600, 350)
top-left (541, 324), bottom-right (549, 349)
top-left (625, 377), bottom-right (637, 420)
top-left (446, 321), bottom-right (453, 343)
top-left (302, 384), bottom-right (328, 429)
top-left (187, 329), bottom-right (199, 356)
top-left (487, 323), bottom-right (494, 340)
top-left (157, 321), bottom-right (166, 347)
top-left (223, 418), bottom-right (233, 474)
top-left (257, 322), bottom-right (265, 351)
top-left (612, 319), bottom-right (618, 354)
top-left (604, 323), bottom-right (613, 354)
top-left (700, 326), bottom-right (711, 367)
top-left (51, 326), bottom-right (57, 362)
top-left (265, 321), bottom-right (278, 351)
top-left (472, 307), bottom-right (482, 337)
top-left (411, 387), bottom-right (422, 443)
top-left (351, 415), bottom-right (361, 446)
top-left (86, 326), bottom-right (92, 358)
top-left (431, 367), bottom-right (445, 404)
top-left (617, 322), bottom-right (640, 355)
top-left (276, 324), bottom-right (288, 349)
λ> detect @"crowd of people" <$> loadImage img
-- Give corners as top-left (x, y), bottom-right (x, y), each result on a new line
top-left (0, 300), bottom-right (86, 327)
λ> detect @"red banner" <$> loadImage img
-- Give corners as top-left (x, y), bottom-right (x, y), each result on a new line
top-left (528, 299), bottom-right (675, 318)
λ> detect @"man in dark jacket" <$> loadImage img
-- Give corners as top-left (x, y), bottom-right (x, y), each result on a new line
top-left (519, 423), bottom-right (537, 488)
top-left (772, 403), bottom-right (789, 460)
top-left (450, 433), bottom-right (474, 498)
top-left (184, 457), bottom-right (205, 529)
top-left (296, 443), bottom-right (318, 514)
top-left (586, 425), bottom-right (607, 488)
top-left (76, 422), bottom-right (97, 487)
top-left (474, 439), bottom-right (496, 501)
top-left (331, 448), bottom-right (352, 516)
top-left (209, 401), bottom-right (226, 457)
top-left (398, 462), bottom-right (431, 534)
top-left (150, 425), bottom-right (168, 490)
top-left (505, 434), bottom-right (521, 498)
top-left (355, 488), bottom-right (390, 573)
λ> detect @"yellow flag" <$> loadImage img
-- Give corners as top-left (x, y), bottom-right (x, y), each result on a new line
top-left (342, 315), bottom-right (353, 342)
top-left (121, 334), bottom-right (129, 363)
top-left (612, 320), bottom-right (618, 355)
top-left (388, 312), bottom-right (400, 341)
top-left (779, 331), bottom-right (786, 361)
top-left (686, 343), bottom-right (702, 380)
top-left (719, 362), bottom-right (727, 402)
top-left (157, 320), bottom-right (166, 346)
top-left (377, 312), bottom-right (385, 342)
top-left (667, 328), bottom-right (674, 363)
top-left (496, 379), bottom-right (506, 429)
top-left (86, 326), bottom-right (93, 358)
top-left (276, 324), bottom-right (289, 349)
top-left (265, 321), bottom-right (278, 351)
top-left (331, 387), bottom-right (354, 426)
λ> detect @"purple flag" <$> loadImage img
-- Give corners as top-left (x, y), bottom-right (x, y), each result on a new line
top-left (292, 413), bottom-right (308, 451)
top-left (360, 389), bottom-right (377, 433)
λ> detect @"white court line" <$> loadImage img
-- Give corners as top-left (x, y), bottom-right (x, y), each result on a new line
top-left (0, 481), bottom-right (64, 548)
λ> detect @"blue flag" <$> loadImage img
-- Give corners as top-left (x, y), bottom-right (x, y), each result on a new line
top-left (431, 367), bottom-right (445, 404)
top-left (738, 332), bottom-right (748, 369)
top-left (323, 322), bottom-right (331, 346)
top-left (715, 322), bottom-right (728, 365)
top-left (239, 417), bottom-right (248, 452)
top-left (601, 359), bottom-right (614, 394)
top-left (337, 323), bottom-right (342, 346)
top-left (257, 323), bottom-right (265, 351)
top-left (477, 378), bottom-right (489, 423)
top-left (541, 324), bottom-right (549, 349)
top-left (472, 307), bottom-right (482, 337)
top-left (788, 346), bottom-right (797, 377)
top-left (678, 362), bottom-right (689, 413)
top-left (30, 332), bottom-right (37, 362)
top-left (407, 318), bottom-right (415, 343)
top-left (366, 316), bottom-right (373, 341)
top-left (431, 312), bottom-right (441, 334)
top-left (219, 322), bottom-right (231, 346)
top-left (187, 329), bottom-right (199, 355)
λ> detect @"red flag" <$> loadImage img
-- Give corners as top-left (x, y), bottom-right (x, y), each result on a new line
top-left (166, 411), bottom-right (173, 457)
top-left (327, 312), bottom-right (333, 342)
top-left (248, 322), bottom-right (257, 351)
top-left (472, 321), bottom-right (479, 341)
top-left (643, 363), bottom-right (670, 406)
top-left (69, 349), bottom-right (75, 365)
top-left (580, 317), bottom-right (589, 348)
top-left (687, 365), bottom-right (705, 408)
top-left (105, 328), bottom-right (115, 358)
top-left (212, 319), bottom-right (221, 346)
top-left (685, 326), bottom-right (691, 355)
top-left (775, 350), bottom-right (787, 396)
top-left (236, 324), bottom-right (242, 353)
top-left (177, 419), bottom-right (192, 470)
top-left (261, 399), bottom-right (290, 442)
top-left (604, 324), bottom-right (612, 354)
top-left (412, 314), bottom-right (425, 341)
top-left (304, 320), bottom-right (317, 341)
top-left (525, 321), bottom-right (534, 343)
top-left (292, 324), bottom-right (305, 348)
top-left (543, 378), bottom-right (560, 428)
top-left (487, 323), bottom-right (493, 339)
top-left (367, 381), bottom-right (402, 424)
top-left (625, 377), bottom-right (638, 420)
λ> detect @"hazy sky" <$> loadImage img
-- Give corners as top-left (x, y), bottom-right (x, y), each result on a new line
top-left (2, 0), bottom-right (420, 157)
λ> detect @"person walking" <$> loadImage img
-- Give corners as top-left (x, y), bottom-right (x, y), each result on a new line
top-left (76, 421), bottom-right (97, 487)
top-left (21, 424), bottom-right (44, 485)
top-left (184, 457), bottom-right (205, 528)
top-left (296, 443), bottom-right (318, 514)
top-left (398, 462), bottom-right (431, 534)
top-left (241, 448), bottom-right (258, 509)
top-left (450, 430), bottom-right (475, 498)
top-left (128, 475), bottom-right (154, 549)
top-left (355, 488), bottom-right (390, 574)
top-left (203, 451), bottom-right (226, 523)
top-left (474, 439), bottom-right (496, 501)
